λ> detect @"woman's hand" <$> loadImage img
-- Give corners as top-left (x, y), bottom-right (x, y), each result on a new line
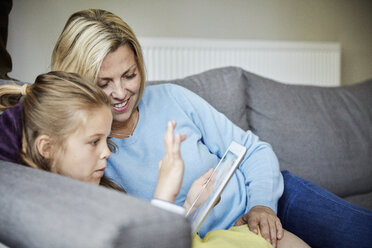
top-left (234, 205), bottom-right (284, 247)
top-left (184, 168), bottom-right (217, 214)
top-left (153, 121), bottom-right (186, 203)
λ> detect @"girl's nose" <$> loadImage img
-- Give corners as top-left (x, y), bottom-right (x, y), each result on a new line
top-left (102, 143), bottom-right (111, 160)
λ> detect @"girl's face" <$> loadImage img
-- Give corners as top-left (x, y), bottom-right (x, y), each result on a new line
top-left (53, 106), bottom-right (113, 185)
top-left (97, 45), bottom-right (141, 124)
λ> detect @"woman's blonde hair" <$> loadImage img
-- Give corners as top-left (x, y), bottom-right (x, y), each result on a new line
top-left (0, 71), bottom-right (123, 191)
top-left (51, 9), bottom-right (146, 107)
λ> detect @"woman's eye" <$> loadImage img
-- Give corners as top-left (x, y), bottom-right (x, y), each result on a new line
top-left (98, 82), bottom-right (108, 88)
top-left (124, 73), bottom-right (136, 79)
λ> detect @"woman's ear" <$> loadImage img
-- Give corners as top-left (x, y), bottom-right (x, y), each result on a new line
top-left (35, 135), bottom-right (53, 159)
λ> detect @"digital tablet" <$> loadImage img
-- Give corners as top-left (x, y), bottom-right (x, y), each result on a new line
top-left (186, 141), bottom-right (247, 236)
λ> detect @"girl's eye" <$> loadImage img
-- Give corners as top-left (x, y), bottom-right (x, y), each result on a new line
top-left (90, 139), bottom-right (100, 146)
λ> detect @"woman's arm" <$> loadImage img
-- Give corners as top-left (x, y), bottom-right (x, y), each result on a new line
top-left (167, 84), bottom-right (283, 211)
top-left (167, 84), bottom-right (284, 243)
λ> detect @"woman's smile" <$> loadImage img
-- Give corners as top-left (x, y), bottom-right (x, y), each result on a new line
top-left (113, 98), bottom-right (130, 113)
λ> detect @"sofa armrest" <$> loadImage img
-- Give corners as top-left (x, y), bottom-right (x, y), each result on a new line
top-left (0, 161), bottom-right (191, 248)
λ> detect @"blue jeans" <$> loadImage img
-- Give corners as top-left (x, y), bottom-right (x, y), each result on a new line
top-left (278, 170), bottom-right (372, 248)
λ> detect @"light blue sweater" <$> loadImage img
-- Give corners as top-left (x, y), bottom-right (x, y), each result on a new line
top-left (105, 84), bottom-right (283, 237)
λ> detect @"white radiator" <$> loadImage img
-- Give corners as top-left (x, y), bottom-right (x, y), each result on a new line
top-left (139, 37), bottom-right (341, 86)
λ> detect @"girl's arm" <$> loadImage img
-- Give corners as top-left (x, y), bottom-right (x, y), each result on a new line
top-left (153, 121), bottom-right (186, 203)
top-left (153, 121), bottom-right (215, 214)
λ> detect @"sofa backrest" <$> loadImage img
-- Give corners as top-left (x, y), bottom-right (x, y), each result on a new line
top-left (242, 70), bottom-right (372, 199)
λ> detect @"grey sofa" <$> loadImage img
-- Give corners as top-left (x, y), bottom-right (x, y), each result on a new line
top-left (1, 66), bottom-right (371, 247)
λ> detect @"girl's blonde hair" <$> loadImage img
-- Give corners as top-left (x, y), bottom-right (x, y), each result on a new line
top-left (51, 9), bottom-right (146, 108)
top-left (0, 71), bottom-right (123, 191)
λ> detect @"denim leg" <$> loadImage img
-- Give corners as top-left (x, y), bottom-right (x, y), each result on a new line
top-left (278, 170), bottom-right (372, 248)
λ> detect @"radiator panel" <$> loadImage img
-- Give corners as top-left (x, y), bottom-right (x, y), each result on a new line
top-left (140, 38), bottom-right (341, 86)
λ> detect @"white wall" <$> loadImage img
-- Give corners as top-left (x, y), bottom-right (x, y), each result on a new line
top-left (7, 0), bottom-right (372, 85)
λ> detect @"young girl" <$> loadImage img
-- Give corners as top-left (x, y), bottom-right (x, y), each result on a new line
top-left (0, 71), bottom-right (308, 247)
top-left (0, 71), bottom-right (212, 212)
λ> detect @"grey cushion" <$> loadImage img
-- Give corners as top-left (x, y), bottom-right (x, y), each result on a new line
top-left (148, 67), bottom-right (249, 130)
top-left (344, 191), bottom-right (372, 210)
top-left (0, 161), bottom-right (191, 248)
top-left (244, 71), bottom-right (372, 198)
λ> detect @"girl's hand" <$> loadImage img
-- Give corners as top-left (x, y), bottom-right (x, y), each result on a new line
top-left (184, 168), bottom-right (217, 214)
top-left (153, 121), bottom-right (186, 203)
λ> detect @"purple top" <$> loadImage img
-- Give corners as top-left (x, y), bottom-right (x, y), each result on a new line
top-left (0, 103), bottom-right (23, 163)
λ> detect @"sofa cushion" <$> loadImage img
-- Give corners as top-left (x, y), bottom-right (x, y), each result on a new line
top-left (344, 191), bottom-right (372, 210)
top-left (148, 67), bottom-right (249, 130)
top-left (0, 161), bottom-right (191, 248)
top-left (244, 71), bottom-right (372, 198)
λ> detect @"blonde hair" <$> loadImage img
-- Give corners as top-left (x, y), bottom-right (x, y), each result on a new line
top-left (51, 9), bottom-right (146, 108)
top-left (0, 71), bottom-right (123, 191)
top-left (0, 83), bottom-right (28, 111)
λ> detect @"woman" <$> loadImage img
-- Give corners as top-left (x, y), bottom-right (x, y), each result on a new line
top-left (0, 71), bottom-right (308, 248)
top-left (51, 9), bottom-right (284, 246)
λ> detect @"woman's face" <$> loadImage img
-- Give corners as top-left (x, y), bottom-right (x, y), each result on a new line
top-left (53, 106), bottom-right (113, 185)
top-left (97, 45), bottom-right (141, 124)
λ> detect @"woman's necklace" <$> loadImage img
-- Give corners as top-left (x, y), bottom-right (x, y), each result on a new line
top-left (110, 110), bottom-right (139, 138)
